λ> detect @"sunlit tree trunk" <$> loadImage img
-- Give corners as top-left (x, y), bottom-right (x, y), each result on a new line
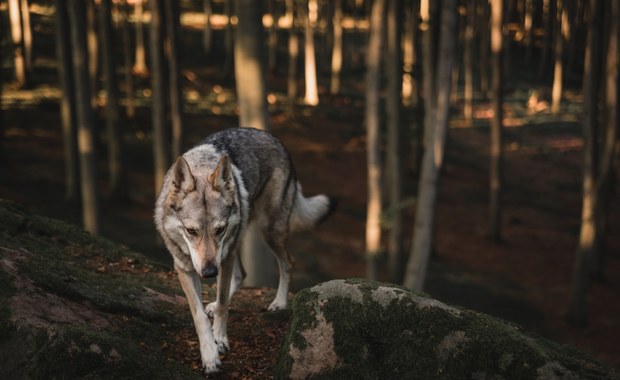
top-left (421, 0), bottom-right (436, 149)
top-left (464, 0), bottom-right (476, 123)
top-left (303, 0), bottom-right (319, 106)
top-left (203, 0), bottom-right (213, 55)
top-left (568, 0), bottom-right (603, 327)
top-left (19, 0), bottom-right (32, 74)
top-left (551, 0), bottom-right (565, 114)
top-left (55, 0), bottom-right (79, 201)
top-left (99, 0), bottom-right (125, 199)
top-left (133, 0), bottom-right (148, 75)
top-left (234, 0), bottom-right (275, 288)
top-left (489, 0), bottom-right (504, 243)
top-left (330, 0), bottom-right (343, 95)
top-left (164, 0), bottom-right (183, 160)
top-left (150, 0), bottom-right (169, 195)
top-left (365, 0), bottom-right (386, 281)
top-left (402, 0), bottom-right (419, 108)
top-left (68, 0), bottom-right (99, 234)
top-left (404, 0), bottom-right (457, 291)
top-left (8, 0), bottom-right (28, 87)
top-left (386, 0), bottom-right (404, 283)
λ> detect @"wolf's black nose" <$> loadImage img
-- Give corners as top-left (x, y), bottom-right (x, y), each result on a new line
top-left (202, 263), bottom-right (218, 278)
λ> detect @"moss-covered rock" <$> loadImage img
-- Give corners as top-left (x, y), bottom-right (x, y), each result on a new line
top-left (275, 279), bottom-right (617, 380)
top-left (0, 199), bottom-right (202, 379)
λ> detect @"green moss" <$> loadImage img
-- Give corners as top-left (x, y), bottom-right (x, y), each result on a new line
top-left (276, 279), bottom-right (615, 380)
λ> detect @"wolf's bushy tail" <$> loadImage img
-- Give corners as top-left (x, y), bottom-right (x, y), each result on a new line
top-left (289, 183), bottom-right (333, 231)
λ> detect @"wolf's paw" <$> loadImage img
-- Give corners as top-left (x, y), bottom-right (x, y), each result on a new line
top-left (205, 301), bottom-right (216, 318)
top-left (200, 340), bottom-right (221, 374)
top-left (215, 335), bottom-right (230, 354)
top-left (268, 299), bottom-right (287, 311)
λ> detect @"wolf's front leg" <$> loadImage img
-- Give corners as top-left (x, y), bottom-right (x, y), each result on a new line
top-left (176, 268), bottom-right (221, 373)
top-left (211, 252), bottom-right (236, 353)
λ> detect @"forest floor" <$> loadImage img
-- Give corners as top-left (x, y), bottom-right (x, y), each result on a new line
top-left (1, 14), bottom-right (620, 376)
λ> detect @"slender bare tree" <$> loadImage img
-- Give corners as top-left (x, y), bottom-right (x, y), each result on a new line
top-left (365, 0), bottom-right (386, 280)
top-left (330, 0), bottom-right (343, 95)
top-left (234, 0), bottom-right (276, 287)
top-left (489, 0), bottom-right (504, 242)
top-left (551, 0), bottom-right (566, 114)
top-left (404, 0), bottom-right (458, 291)
top-left (386, 0), bottom-right (404, 283)
top-left (568, 0), bottom-right (604, 327)
top-left (303, 0), bottom-right (319, 106)
top-left (8, 0), bottom-right (28, 86)
top-left (55, 0), bottom-right (78, 201)
top-left (68, 0), bottom-right (99, 234)
top-left (133, 0), bottom-right (148, 75)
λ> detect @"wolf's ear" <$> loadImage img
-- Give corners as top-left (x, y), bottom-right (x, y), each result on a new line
top-left (172, 157), bottom-right (195, 193)
top-left (209, 155), bottom-right (233, 194)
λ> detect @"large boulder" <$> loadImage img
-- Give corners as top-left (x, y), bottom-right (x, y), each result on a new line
top-left (275, 279), bottom-right (617, 379)
top-left (0, 200), bottom-right (202, 379)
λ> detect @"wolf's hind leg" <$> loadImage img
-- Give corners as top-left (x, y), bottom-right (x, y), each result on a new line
top-left (264, 233), bottom-right (292, 311)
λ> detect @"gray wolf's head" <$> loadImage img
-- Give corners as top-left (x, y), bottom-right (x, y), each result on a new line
top-left (166, 155), bottom-right (239, 278)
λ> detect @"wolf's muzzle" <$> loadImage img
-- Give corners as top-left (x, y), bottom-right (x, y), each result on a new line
top-left (202, 263), bottom-right (219, 278)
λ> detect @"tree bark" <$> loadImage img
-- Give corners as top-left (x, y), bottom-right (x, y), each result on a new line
top-left (303, 0), bottom-right (319, 106)
top-left (567, 0), bottom-right (604, 327)
top-left (489, 0), bottom-right (504, 243)
top-left (287, 0), bottom-right (299, 113)
top-left (133, 0), bottom-right (148, 75)
top-left (55, 0), bottom-right (79, 201)
top-left (99, 0), bottom-right (125, 199)
top-left (8, 0), bottom-right (28, 87)
top-left (68, 0), bottom-right (99, 234)
top-left (330, 0), bottom-right (343, 95)
top-left (404, 0), bottom-right (457, 291)
top-left (150, 0), bottom-right (169, 195)
top-left (365, 0), bottom-right (386, 281)
top-left (163, 0), bottom-right (183, 160)
top-left (464, 0), bottom-right (477, 123)
top-left (551, 0), bottom-right (565, 114)
top-left (19, 0), bottom-right (32, 74)
top-left (203, 0), bottom-right (213, 55)
top-left (234, 0), bottom-right (275, 287)
top-left (386, 0), bottom-right (404, 283)
top-left (120, 0), bottom-right (135, 119)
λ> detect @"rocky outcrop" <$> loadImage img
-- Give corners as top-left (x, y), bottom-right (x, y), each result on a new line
top-left (0, 200), bottom-right (202, 379)
top-left (275, 279), bottom-right (617, 379)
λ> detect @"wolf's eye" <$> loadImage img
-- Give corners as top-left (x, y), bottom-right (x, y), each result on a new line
top-left (214, 225), bottom-right (226, 236)
top-left (185, 227), bottom-right (198, 237)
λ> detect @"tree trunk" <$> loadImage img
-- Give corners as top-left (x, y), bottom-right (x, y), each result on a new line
top-left (365, 0), bottom-right (386, 281)
top-left (68, 0), bottom-right (99, 234)
top-left (86, 0), bottom-right (98, 105)
top-left (330, 0), bottom-right (343, 95)
top-left (8, 0), bottom-right (28, 87)
top-left (133, 0), bottom-right (148, 75)
top-left (386, 0), bottom-right (404, 284)
top-left (150, 0), bottom-right (169, 195)
top-left (223, 0), bottom-right (234, 77)
top-left (19, 0), bottom-right (32, 74)
top-left (591, 0), bottom-right (618, 282)
top-left (489, 0), bottom-right (504, 243)
top-left (234, 0), bottom-right (275, 288)
top-left (538, 0), bottom-right (553, 76)
top-left (287, 0), bottom-right (299, 113)
top-left (551, 0), bottom-right (565, 114)
top-left (99, 0), bottom-right (125, 199)
top-left (421, 0), bottom-right (436, 150)
top-left (567, 0), bottom-right (604, 327)
top-left (163, 0), bottom-right (183, 160)
top-left (303, 0), bottom-right (319, 106)
top-left (478, 0), bottom-right (489, 96)
top-left (267, 0), bottom-right (279, 72)
top-left (120, 0), bottom-right (135, 119)
top-left (404, 0), bottom-right (457, 291)
top-left (464, 0), bottom-right (476, 123)
top-left (55, 0), bottom-right (79, 202)
top-left (524, 0), bottom-right (534, 63)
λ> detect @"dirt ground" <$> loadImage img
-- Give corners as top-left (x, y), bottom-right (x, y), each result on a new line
top-left (1, 15), bottom-right (620, 376)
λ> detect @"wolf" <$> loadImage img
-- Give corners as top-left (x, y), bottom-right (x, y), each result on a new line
top-left (154, 127), bottom-right (332, 373)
